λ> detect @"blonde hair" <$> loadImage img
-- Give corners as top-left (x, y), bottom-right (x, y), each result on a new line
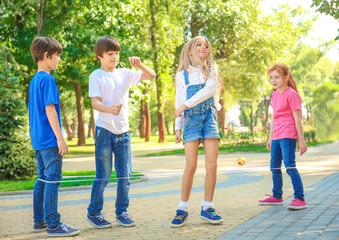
top-left (267, 63), bottom-right (298, 93)
top-left (177, 36), bottom-right (217, 79)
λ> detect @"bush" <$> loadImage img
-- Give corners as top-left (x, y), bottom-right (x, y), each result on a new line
top-left (0, 46), bottom-right (36, 180)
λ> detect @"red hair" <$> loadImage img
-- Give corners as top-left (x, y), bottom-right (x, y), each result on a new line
top-left (267, 63), bottom-right (298, 93)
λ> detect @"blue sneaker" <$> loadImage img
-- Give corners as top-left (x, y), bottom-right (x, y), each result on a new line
top-left (47, 222), bottom-right (80, 237)
top-left (116, 212), bottom-right (135, 227)
top-left (171, 209), bottom-right (188, 228)
top-left (33, 220), bottom-right (47, 232)
top-left (200, 207), bottom-right (223, 224)
top-left (87, 212), bottom-right (112, 229)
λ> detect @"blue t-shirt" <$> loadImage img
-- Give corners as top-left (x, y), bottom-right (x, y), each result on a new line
top-left (28, 71), bottom-right (61, 150)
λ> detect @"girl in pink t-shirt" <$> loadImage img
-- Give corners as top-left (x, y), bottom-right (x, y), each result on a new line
top-left (259, 63), bottom-right (308, 210)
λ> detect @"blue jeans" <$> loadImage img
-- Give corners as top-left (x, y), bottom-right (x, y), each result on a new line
top-left (88, 127), bottom-right (132, 216)
top-left (271, 138), bottom-right (305, 201)
top-left (33, 147), bottom-right (62, 227)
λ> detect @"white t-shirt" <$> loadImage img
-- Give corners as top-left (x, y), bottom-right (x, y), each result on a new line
top-left (89, 68), bottom-right (143, 134)
top-left (175, 65), bottom-right (221, 131)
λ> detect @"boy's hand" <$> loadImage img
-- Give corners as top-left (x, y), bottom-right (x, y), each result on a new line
top-left (129, 57), bottom-right (141, 68)
top-left (298, 139), bottom-right (308, 155)
top-left (175, 130), bottom-right (182, 143)
top-left (57, 138), bottom-right (68, 156)
top-left (110, 104), bottom-right (122, 115)
top-left (175, 104), bottom-right (188, 118)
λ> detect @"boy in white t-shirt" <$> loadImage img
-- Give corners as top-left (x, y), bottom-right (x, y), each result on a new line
top-left (87, 36), bottom-right (156, 228)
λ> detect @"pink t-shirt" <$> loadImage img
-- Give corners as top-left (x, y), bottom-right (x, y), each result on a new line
top-left (271, 87), bottom-right (302, 140)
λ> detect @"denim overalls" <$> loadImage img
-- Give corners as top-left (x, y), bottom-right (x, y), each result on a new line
top-left (182, 69), bottom-right (220, 144)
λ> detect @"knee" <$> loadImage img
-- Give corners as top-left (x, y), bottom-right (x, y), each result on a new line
top-left (185, 163), bottom-right (197, 175)
top-left (271, 169), bottom-right (282, 175)
top-left (205, 163), bottom-right (217, 174)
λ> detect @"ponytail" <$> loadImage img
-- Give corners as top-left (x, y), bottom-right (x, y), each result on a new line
top-left (288, 72), bottom-right (298, 93)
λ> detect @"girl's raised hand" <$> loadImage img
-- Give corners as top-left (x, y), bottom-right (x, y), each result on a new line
top-left (129, 57), bottom-right (141, 68)
top-left (175, 104), bottom-right (188, 118)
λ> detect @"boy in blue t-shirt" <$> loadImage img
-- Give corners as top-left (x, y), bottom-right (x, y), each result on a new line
top-left (86, 36), bottom-right (156, 228)
top-left (28, 37), bottom-right (79, 237)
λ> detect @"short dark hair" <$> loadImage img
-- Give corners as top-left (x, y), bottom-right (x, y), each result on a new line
top-left (94, 36), bottom-right (121, 60)
top-left (30, 37), bottom-right (63, 63)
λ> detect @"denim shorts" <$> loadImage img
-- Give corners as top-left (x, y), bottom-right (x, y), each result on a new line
top-left (182, 106), bottom-right (220, 144)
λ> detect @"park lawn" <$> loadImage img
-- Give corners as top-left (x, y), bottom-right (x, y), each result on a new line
top-left (65, 135), bottom-right (176, 158)
top-left (0, 170), bottom-right (144, 192)
top-left (136, 140), bottom-right (332, 157)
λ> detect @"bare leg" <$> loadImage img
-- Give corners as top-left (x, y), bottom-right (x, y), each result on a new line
top-left (203, 139), bottom-right (219, 202)
top-left (181, 139), bottom-right (200, 201)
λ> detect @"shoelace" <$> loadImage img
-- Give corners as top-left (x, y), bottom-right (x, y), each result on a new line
top-left (174, 214), bottom-right (184, 220)
top-left (121, 211), bottom-right (132, 219)
top-left (96, 212), bottom-right (107, 221)
top-left (60, 223), bottom-right (70, 232)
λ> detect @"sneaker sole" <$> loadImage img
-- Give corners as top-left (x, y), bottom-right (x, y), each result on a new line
top-left (47, 229), bottom-right (80, 237)
top-left (33, 228), bottom-right (47, 233)
top-left (171, 217), bottom-right (188, 228)
top-left (200, 216), bottom-right (223, 224)
top-left (288, 205), bottom-right (308, 210)
top-left (87, 217), bottom-right (112, 229)
top-left (116, 219), bottom-right (136, 227)
top-left (258, 201), bottom-right (283, 205)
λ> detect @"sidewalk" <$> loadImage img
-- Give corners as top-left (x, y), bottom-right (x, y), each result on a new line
top-left (217, 172), bottom-right (339, 240)
top-left (0, 142), bottom-right (338, 239)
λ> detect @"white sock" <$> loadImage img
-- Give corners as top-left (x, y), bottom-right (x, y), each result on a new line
top-left (178, 201), bottom-right (189, 212)
top-left (201, 201), bottom-right (213, 211)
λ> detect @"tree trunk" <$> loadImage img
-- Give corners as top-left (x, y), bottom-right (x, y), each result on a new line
top-left (60, 102), bottom-right (73, 141)
top-left (139, 100), bottom-right (146, 138)
top-left (74, 81), bottom-right (86, 146)
top-left (264, 93), bottom-right (272, 128)
top-left (150, 0), bottom-right (165, 143)
top-left (145, 100), bottom-right (151, 142)
top-left (217, 99), bottom-right (226, 134)
top-left (250, 102), bottom-right (254, 135)
top-left (37, 0), bottom-right (45, 36)
top-left (88, 108), bottom-right (95, 138)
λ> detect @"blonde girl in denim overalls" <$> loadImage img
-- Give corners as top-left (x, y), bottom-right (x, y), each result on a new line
top-left (171, 36), bottom-right (223, 227)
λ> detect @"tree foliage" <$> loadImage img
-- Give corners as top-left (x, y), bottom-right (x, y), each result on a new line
top-left (0, 46), bottom-right (35, 180)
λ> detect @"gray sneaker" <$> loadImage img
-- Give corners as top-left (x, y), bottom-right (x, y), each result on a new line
top-left (87, 212), bottom-right (112, 229)
top-left (47, 222), bottom-right (80, 237)
top-left (33, 220), bottom-right (47, 232)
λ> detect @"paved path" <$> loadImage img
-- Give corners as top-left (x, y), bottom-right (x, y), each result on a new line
top-left (0, 142), bottom-right (338, 240)
top-left (216, 172), bottom-right (339, 240)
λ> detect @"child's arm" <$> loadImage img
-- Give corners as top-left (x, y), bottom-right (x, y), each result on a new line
top-left (293, 110), bottom-right (308, 155)
top-left (129, 57), bottom-right (156, 81)
top-left (175, 73), bottom-right (218, 117)
top-left (175, 72), bottom-right (184, 140)
top-left (267, 117), bottom-right (274, 151)
top-left (91, 97), bottom-right (122, 115)
top-left (46, 104), bottom-right (68, 156)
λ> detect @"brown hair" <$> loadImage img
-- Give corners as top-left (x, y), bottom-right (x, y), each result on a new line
top-left (93, 36), bottom-right (121, 60)
top-left (267, 63), bottom-right (298, 92)
top-left (30, 37), bottom-right (63, 64)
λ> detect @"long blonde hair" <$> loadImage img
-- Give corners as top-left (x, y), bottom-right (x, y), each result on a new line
top-left (177, 36), bottom-right (217, 79)
top-left (267, 63), bottom-right (298, 93)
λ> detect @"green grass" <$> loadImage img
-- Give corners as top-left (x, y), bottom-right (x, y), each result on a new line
top-left (65, 135), bottom-right (176, 158)
top-left (137, 140), bottom-right (333, 157)
top-left (0, 170), bottom-right (144, 192)
top-left (137, 143), bottom-right (269, 156)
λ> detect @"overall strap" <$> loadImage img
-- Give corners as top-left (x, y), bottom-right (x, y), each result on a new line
top-left (183, 70), bottom-right (189, 85)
